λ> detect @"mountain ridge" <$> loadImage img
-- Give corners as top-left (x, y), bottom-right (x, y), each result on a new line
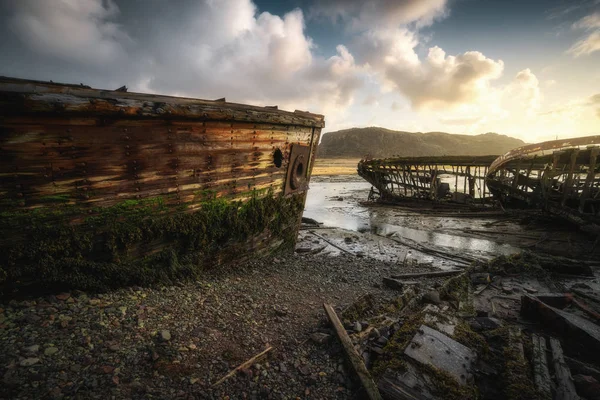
top-left (317, 127), bottom-right (526, 158)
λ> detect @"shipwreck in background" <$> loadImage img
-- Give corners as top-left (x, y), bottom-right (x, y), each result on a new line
top-left (357, 155), bottom-right (498, 206)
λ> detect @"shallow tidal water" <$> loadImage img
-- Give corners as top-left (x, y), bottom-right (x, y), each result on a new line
top-left (303, 176), bottom-right (519, 259)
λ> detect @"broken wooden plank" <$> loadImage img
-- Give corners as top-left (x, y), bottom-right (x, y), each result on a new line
top-left (309, 231), bottom-right (356, 256)
top-left (549, 337), bottom-right (580, 400)
top-left (377, 370), bottom-right (429, 400)
top-left (521, 294), bottom-right (600, 364)
top-left (531, 334), bottom-right (552, 400)
top-left (390, 270), bottom-right (463, 280)
top-left (565, 356), bottom-right (600, 383)
top-left (382, 277), bottom-right (418, 290)
top-left (323, 303), bottom-right (382, 400)
top-left (213, 346), bottom-right (273, 386)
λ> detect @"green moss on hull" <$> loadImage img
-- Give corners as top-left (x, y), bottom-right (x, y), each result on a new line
top-left (0, 190), bottom-right (305, 292)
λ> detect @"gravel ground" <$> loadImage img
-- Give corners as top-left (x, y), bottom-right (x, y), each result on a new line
top-left (0, 249), bottom-right (434, 400)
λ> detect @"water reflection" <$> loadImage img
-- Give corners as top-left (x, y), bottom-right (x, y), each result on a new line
top-left (304, 179), bottom-right (519, 257)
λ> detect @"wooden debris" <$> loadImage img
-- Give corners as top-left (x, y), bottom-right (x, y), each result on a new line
top-left (565, 356), bottom-right (600, 382)
top-left (383, 277), bottom-right (418, 290)
top-left (323, 303), bottom-right (382, 400)
top-left (390, 270), bottom-right (463, 280)
top-left (549, 337), bottom-right (580, 400)
top-left (531, 334), bottom-right (552, 400)
top-left (377, 370), bottom-right (429, 400)
top-left (309, 231), bottom-right (356, 256)
top-left (212, 346), bottom-right (273, 386)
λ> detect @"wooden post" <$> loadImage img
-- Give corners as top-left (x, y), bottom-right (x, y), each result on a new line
top-left (549, 337), bottom-right (580, 400)
top-left (532, 334), bottom-right (552, 400)
top-left (323, 303), bottom-right (382, 400)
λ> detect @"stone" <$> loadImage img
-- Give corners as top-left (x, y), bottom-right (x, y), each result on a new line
top-left (524, 287), bottom-right (538, 294)
top-left (55, 293), bottom-right (71, 301)
top-left (310, 332), bottom-right (331, 344)
top-left (20, 357), bottom-right (40, 367)
top-left (24, 344), bottom-right (40, 354)
top-left (44, 347), bottom-right (59, 356)
top-left (422, 290), bottom-right (441, 305)
top-left (404, 325), bottom-right (476, 386)
top-left (160, 330), bottom-right (171, 341)
top-left (354, 322), bottom-right (362, 332)
top-left (279, 363), bottom-right (287, 373)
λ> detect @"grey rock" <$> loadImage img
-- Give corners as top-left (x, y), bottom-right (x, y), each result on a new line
top-left (422, 290), bottom-right (441, 305)
top-left (160, 330), bottom-right (171, 341)
top-left (20, 357), bottom-right (40, 367)
top-left (24, 344), bottom-right (40, 354)
top-left (44, 347), bottom-right (59, 356)
top-left (354, 322), bottom-right (362, 332)
top-left (310, 332), bottom-right (331, 344)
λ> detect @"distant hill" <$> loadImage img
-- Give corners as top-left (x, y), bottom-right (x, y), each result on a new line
top-left (317, 127), bottom-right (526, 158)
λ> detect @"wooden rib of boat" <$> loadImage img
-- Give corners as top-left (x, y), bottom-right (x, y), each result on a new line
top-left (0, 77), bottom-right (324, 292)
top-left (486, 136), bottom-right (600, 234)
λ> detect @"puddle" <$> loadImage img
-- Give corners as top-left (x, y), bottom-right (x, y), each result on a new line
top-left (304, 177), bottom-right (520, 258)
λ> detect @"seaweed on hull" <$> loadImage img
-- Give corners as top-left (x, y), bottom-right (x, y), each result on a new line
top-left (0, 190), bottom-right (305, 294)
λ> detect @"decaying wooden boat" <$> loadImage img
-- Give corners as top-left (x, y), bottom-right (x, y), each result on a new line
top-left (357, 155), bottom-right (498, 205)
top-left (0, 77), bottom-right (324, 292)
top-left (486, 136), bottom-right (600, 234)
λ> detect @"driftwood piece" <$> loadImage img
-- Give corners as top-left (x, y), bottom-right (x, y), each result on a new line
top-left (565, 356), bottom-right (600, 382)
top-left (390, 270), bottom-right (463, 280)
top-left (323, 303), bottom-right (382, 400)
top-left (213, 346), bottom-right (273, 386)
top-left (377, 370), bottom-right (429, 400)
top-left (379, 234), bottom-right (480, 266)
top-left (549, 337), bottom-right (580, 400)
top-left (309, 231), bottom-right (356, 256)
top-left (383, 277), bottom-right (419, 290)
top-left (531, 334), bottom-right (552, 400)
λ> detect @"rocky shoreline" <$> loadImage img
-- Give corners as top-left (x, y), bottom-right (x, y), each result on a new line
top-left (0, 252), bottom-right (433, 400)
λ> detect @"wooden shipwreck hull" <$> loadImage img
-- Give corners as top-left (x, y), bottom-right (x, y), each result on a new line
top-left (0, 77), bottom-right (324, 291)
top-left (357, 155), bottom-right (498, 205)
top-left (486, 136), bottom-right (600, 234)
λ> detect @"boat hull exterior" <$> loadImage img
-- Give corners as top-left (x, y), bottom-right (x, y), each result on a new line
top-left (0, 78), bottom-right (324, 292)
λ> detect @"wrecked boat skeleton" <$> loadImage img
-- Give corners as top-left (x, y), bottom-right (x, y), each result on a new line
top-left (358, 155), bottom-right (498, 205)
top-left (486, 136), bottom-right (600, 234)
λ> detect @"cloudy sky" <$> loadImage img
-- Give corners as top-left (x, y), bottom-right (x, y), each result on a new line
top-left (0, 0), bottom-right (599, 142)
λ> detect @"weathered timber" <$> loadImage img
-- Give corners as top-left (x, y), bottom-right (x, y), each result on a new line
top-left (521, 295), bottom-right (600, 364)
top-left (377, 370), bottom-right (429, 400)
top-left (308, 230), bottom-right (356, 256)
top-left (0, 77), bottom-right (323, 292)
top-left (531, 334), bottom-right (552, 400)
top-left (549, 337), bottom-right (580, 400)
top-left (487, 137), bottom-right (600, 234)
top-left (390, 270), bottom-right (463, 280)
top-left (213, 346), bottom-right (273, 386)
top-left (323, 303), bottom-right (383, 400)
top-left (358, 155), bottom-right (497, 205)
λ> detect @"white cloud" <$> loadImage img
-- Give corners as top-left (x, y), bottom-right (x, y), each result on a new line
top-left (311, 0), bottom-right (448, 29)
top-left (509, 69), bottom-right (541, 113)
top-left (5, 0), bottom-right (364, 117)
top-left (8, 0), bottom-right (129, 65)
top-left (568, 11), bottom-right (600, 56)
top-left (357, 29), bottom-right (505, 110)
top-left (568, 31), bottom-right (600, 56)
